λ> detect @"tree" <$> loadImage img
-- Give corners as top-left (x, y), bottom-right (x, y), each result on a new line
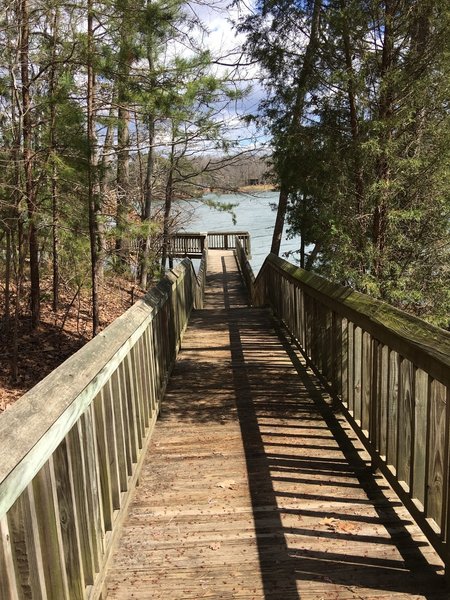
top-left (242, 0), bottom-right (450, 326)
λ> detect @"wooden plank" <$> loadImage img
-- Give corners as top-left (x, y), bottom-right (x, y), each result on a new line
top-left (370, 339), bottom-right (380, 451)
top-left (413, 369), bottom-right (429, 507)
top-left (32, 458), bottom-right (70, 599)
top-left (332, 312), bottom-right (342, 397)
top-left (379, 345), bottom-right (389, 459)
top-left (353, 326), bottom-right (362, 425)
top-left (7, 484), bottom-right (48, 600)
top-left (0, 516), bottom-right (20, 600)
top-left (53, 440), bottom-right (85, 600)
top-left (397, 358), bottom-right (415, 490)
top-left (7, 494), bottom-right (32, 599)
top-left (426, 379), bottom-right (447, 530)
top-left (387, 350), bottom-right (399, 472)
top-left (361, 331), bottom-right (371, 434)
top-left (117, 362), bottom-right (133, 477)
top-left (341, 317), bottom-right (348, 406)
top-left (81, 407), bottom-right (105, 570)
top-left (347, 321), bottom-right (354, 415)
top-left (124, 352), bottom-right (143, 451)
top-left (67, 418), bottom-right (96, 585)
top-left (110, 370), bottom-right (129, 493)
top-left (144, 326), bottom-right (157, 415)
top-left (137, 336), bottom-right (151, 426)
top-left (93, 393), bottom-right (114, 531)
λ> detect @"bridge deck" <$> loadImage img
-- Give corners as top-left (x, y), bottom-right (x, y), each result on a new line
top-left (105, 250), bottom-right (446, 599)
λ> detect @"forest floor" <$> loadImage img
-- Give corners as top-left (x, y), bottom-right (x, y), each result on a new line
top-left (0, 276), bottom-right (144, 412)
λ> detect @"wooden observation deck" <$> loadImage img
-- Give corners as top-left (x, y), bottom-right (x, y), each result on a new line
top-left (1, 233), bottom-right (449, 600)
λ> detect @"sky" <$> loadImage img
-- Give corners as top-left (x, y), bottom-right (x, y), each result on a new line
top-left (184, 0), bottom-right (268, 151)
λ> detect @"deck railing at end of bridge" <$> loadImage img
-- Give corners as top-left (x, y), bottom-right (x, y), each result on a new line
top-left (0, 251), bottom-right (206, 600)
top-left (235, 237), bottom-right (450, 578)
top-left (170, 231), bottom-right (251, 259)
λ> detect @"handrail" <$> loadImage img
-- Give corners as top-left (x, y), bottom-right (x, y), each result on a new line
top-left (0, 257), bottom-right (206, 599)
top-left (207, 231), bottom-right (251, 257)
top-left (243, 252), bottom-right (450, 575)
top-left (170, 231), bottom-right (251, 258)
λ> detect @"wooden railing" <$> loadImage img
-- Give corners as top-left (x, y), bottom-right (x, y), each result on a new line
top-left (0, 253), bottom-right (206, 600)
top-left (236, 242), bottom-right (450, 575)
top-left (207, 231), bottom-right (251, 256)
top-left (170, 231), bottom-right (251, 258)
top-left (169, 232), bottom-right (207, 258)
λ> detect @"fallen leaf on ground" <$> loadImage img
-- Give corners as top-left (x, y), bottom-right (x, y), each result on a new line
top-left (209, 542), bottom-right (221, 550)
top-left (216, 479), bottom-right (236, 489)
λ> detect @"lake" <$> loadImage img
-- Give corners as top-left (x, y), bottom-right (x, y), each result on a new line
top-left (177, 191), bottom-right (300, 274)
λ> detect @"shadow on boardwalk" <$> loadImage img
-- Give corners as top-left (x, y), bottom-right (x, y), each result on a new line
top-left (107, 251), bottom-right (446, 600)
top-left (220, 256), bottom-right (446, 600)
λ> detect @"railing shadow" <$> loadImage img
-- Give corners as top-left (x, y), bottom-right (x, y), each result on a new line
top-left (219, 257), bottom-right (447, 599)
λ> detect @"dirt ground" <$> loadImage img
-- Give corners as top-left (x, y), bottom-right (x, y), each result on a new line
top-left (0, 276), bottom-right (144, 412)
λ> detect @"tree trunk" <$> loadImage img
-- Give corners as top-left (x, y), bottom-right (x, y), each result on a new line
top-left (139, 113), bottom-right (155, 288)
top-left (115, 5), bottom-right (131, 271)
top-left (270, 0), bottom-right (322, 255)
top-left (270, 185), bottom-right (289, 255)
top-left (161, 138), bottom-right (175, 271)
top-left (339, 0), bottom-right (364, 216)
top-left (97, 98), bottom-right (116, 281)
top-left (87, 0), bottom-right (100, 336)
top-left (50, 6), bottom-right (60, 312)
top-left (20, 0), bottom-right (40, 328)
top-left (4, 228), bottom-right (11, 331)
top-left (372, 0), bottom-right (394, 280)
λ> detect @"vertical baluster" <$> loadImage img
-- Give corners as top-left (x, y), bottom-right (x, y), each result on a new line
top-left (144, 327), bottom-right (157, 415)
top-left (136, 338), bottom-right (150, 427)
top-left (81, 408), bottom-right (105, 569)
top-left (353, 326), bottom-right (362, 426)
top-left (413, 369), bottom-right (428, 508)
top-left (118, 359), bottom-right (139, 467)
top-left (93, 393), bottom-right (114, 531)
top-left (397, 358), bottom-right (415, 490)
top-left (67, 418), bottom-right (96, 584)
top-left (110, 369), bottom-right (129, 493)
top-left (426, 379), bottom-right (447, 531)
top-left (387, 350), bottom-right (399, 471)
top-left (7, 485), bottom-right (48, 599)
top-left (341, 318), bottom-right (349, 407)
top-left (370, 339), bottom-right (380, 451)
top-left (379, 345), bottom-right (389, 460)
top-left (102, 381), bottom-right (121, 509)
top-left (32, 458), bottom-right (70, 599)
top-left (124, 350), bottom-right (143, 449)
top-left (131, 345), bottom-right (146, 439)
top-left (0, 516), bottom-right (20, 600)
top-left (361, 331), bottom-right (371, 434)
top-left (53, 440), bottom-right (85, 599)
top-left (347, 322), bottom-right (354, 415)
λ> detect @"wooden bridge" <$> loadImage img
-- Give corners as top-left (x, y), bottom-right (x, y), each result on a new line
top-left (1, 232), bottom-right (449, 599)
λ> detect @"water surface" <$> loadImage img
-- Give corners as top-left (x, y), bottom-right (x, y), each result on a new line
top-left (178, 191), bottom-right (299, 274)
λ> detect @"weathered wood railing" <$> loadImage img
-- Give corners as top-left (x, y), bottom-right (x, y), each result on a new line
top-left (169, 232), bottom-right (207, 258)
top-left (0, 253), bottom-right (206, 600)
top-left (235, 239), bottom-right (450, 575)
top-left (170, 231), bottom-right (251, 259)
top-left (207, 231), bottom-right (251, 256)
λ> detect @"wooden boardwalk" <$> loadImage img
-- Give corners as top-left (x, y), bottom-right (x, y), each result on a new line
top-left (105, 251), bottom-right (447, 599)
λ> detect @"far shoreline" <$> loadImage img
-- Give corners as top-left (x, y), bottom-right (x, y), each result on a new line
top-left (237, 184), bottom-right (277, 193)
